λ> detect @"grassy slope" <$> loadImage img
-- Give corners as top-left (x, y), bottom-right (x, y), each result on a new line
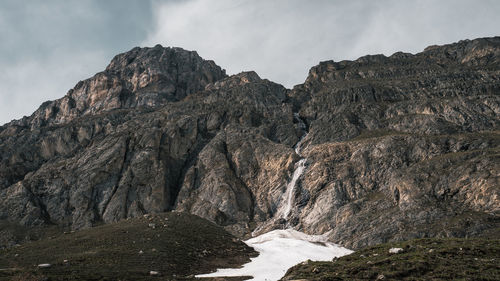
top-left (0, 212), bottom-right (256, 281)
top-left (282, 238), bottom-right (499, 281)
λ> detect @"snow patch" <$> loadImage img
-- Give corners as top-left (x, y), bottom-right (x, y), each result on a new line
top-left (196, 229), bottom-right (353, 281)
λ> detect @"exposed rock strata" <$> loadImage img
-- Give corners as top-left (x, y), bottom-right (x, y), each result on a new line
top-left (1, 37), bottom-right (499, 248)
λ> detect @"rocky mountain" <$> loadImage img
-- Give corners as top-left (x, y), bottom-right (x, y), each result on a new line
top-left (1, 37), bottom-right (498, 249)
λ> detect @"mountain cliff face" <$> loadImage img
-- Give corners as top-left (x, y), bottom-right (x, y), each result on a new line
top-left (1, 37), bottom-right (498, 249)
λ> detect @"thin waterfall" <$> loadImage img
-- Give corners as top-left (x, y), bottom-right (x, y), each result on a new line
top-left (251, 113), bottom-right (309, 236)
top-left (282, 158), bottom-right (306, 219)
top-left (275, 113), bottom-right (308, 222)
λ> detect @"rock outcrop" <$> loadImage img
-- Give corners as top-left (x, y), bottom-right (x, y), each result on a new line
top-left (5, 45), bottom-right (226, 130)
top-left (283, 36), bottom-right (500, 248)
top-left (1, 37), bottom-right (499, 249)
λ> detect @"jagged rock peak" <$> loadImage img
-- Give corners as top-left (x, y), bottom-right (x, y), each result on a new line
top-left (298, 36), bottom-right (500, 97)
top-left (306, 36), bottom-right (500, 82)
top-left (105, 44), bottom-right (225, 79)
top-left (423, 36), bottom-right (500, 64)
top-left (11, 45), bottom-right (227, 129)
top-left (205, 71), bottom-right (262, 91)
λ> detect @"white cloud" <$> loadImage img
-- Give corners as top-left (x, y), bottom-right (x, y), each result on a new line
top-left (144, 0), bottom-right (500, 88)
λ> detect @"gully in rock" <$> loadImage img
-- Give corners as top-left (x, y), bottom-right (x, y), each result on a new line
top-left (250, 113), bottom-right (310, 235)
top-left (276, 113), bottom-right (309, 225)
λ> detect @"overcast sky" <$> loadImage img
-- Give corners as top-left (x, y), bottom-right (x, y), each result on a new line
top-left (1, 0), bottom-right (499, 125)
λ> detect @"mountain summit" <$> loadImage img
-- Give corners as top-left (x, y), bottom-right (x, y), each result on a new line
top-left (5, 45), bottom-right (226, 130)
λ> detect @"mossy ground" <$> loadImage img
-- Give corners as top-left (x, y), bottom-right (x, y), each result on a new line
top-left (282, 237), bottom-right (499, 281)
top-left (0, 212), bottom-right (256, 281)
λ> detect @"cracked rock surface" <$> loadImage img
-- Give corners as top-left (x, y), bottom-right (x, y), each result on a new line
top-left (1, 37), bottom-right (499, 249)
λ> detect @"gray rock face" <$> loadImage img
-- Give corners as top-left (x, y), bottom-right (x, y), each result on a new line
top-left (0, 45), bottom-right (226, 192)
top-left (0, 64), bottom-right (297, 235)
top-left (5, 45), bottom-right (226, 130)
top-left (1, 37), bottom-right (499, 249)
top-left (283, 36), bottom-right (500, 248)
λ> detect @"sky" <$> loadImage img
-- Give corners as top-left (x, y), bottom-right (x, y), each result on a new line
top-left (1, 0), bottom-right (499, 125)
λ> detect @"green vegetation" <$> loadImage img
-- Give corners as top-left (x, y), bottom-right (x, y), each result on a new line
top-left (282, 238), bottom-right (500, 281)
top-left (0, 212), bottom-right (256, 281)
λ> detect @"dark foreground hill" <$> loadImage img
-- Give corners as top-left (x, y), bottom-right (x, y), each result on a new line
top-left (0, 37), bottom-right (498, 251)
top-left (0, 212), bottom-right (255, 280)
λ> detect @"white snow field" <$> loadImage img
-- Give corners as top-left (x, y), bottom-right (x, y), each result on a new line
top-left (196, 229), bottom-right (353, 281)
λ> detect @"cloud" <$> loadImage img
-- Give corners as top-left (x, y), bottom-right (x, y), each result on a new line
top-left (144, 0), bottom-right (500, 88)
top-left (0, 0), bottom-right (153, 125)
top-left (0, 50), bottom-right (108, 125)
top-left (1, 0), bottom-right (498, 125)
